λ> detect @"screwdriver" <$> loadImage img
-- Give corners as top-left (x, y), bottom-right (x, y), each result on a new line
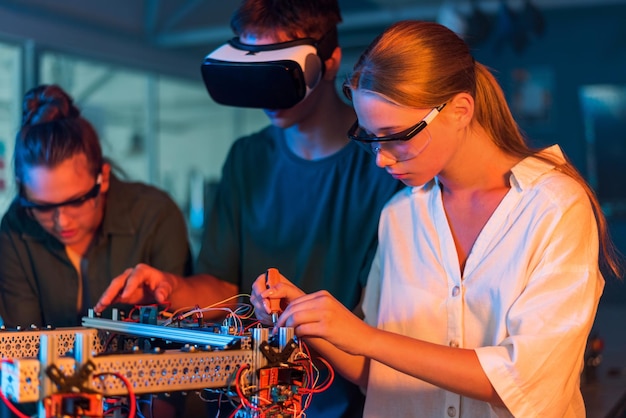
top-left (265, 267), bottom-right (281, 326)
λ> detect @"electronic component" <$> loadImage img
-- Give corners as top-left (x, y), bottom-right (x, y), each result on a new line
top-left (0, 308), bottom-right (330, 418)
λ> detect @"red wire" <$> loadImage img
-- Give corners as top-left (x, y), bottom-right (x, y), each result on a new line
top-left (234, 364), bottom-right (259, 410)
top-left (94, 372), bottom-right (137, 418)
top-left (0, 359), bottom-right (30, 418)
top-left (103, 332), bottom-right (117, 351)
top-left (127, 306), bottom-right (139, 319)
top-left (1, 360), bottom-right (142, 418)
top-left (159, 301), bottom-right (172, 314)
top-left (227, 404), bottom-right (243, 418)
top-left (298, 342), bottom-right (315, 390)
top-left (293, 344), bottom-right (334, 418)
top-left (310, 356), bottom-right (335, 393)
top-left (243, 320), bottom-right (261, 331)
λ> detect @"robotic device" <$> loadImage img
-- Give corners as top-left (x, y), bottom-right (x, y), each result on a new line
top-left (0, 308), bottom-right (331, 418)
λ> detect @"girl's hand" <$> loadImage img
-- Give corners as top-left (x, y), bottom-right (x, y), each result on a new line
top-left (250, 270), bottom-right (305, 325)
top-left (279, 290), bottom-right (372, 356)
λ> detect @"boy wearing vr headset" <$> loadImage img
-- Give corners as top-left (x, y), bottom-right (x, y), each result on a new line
top-left (95, 0), bottom-right (404, 416)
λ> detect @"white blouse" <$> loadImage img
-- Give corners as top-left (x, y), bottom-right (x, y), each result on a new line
top-left (362, 146), bottom-right (604, 417)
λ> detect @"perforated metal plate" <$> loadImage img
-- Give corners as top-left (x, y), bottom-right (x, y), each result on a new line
top-left (2, 348), bottom-right (254, 402)
top-left (0, 328), bottom-right (103, 358)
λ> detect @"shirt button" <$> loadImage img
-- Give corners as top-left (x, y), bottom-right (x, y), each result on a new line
top-left (449, 340), bottom-right (459, 348)
top-left (447, 406), bottom-right (457, 417)
top-left (452, 286), bottom-right (460, 297)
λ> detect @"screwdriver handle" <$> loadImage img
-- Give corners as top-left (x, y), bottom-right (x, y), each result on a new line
top-left (265, 268), bottom-right (281, 323)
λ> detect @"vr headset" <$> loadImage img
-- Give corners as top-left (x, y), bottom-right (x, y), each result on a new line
top-left (200, 28), bottom-right (338, 109)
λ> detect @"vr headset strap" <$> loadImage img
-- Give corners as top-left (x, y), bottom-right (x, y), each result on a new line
top-left (228, 26), bottom-right (338, 70)
top-left (315, 27), bottom-right (338, 62)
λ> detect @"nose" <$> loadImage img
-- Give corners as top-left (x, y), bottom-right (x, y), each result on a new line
top-left (374, 147), bottom-right (397, 168)
top-left (53, 207), bottom-right (72, 227)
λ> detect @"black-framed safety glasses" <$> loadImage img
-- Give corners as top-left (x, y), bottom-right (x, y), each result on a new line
top-left (347, 103), bottom-right (446, 143)
top-left (19, 174), bottom-right (102, 215)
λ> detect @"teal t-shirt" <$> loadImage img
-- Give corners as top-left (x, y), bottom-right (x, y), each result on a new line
top-left (197, 125), bottom-right (405, 310)
top-left (198, 125), bottom-right (405, 418)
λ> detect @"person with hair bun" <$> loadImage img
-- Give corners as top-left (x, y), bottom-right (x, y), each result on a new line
top-left (251, 21), bottom-right (623, 417)
top-left (0, 84), bottom-right (192, 330)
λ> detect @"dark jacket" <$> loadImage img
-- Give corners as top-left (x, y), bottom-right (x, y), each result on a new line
top-left (0, 175), bottom-right (192, 328)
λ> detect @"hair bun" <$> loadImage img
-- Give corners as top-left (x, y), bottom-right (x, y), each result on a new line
top-left (21, 84), bottom-right (80, 127)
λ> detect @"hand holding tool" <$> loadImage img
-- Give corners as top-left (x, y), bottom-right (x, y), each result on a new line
top-left (265, 268), bottom-right (281, 325)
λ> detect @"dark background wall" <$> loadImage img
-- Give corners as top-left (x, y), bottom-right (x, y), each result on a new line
top-left (471, 3), bottom-right (626, 303)
top-left (472, 3), bottom-right (625, 168)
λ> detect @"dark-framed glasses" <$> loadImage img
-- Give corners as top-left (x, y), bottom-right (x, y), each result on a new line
top-left (348, 103), bottom-right (446, 143)
top-left (20, 174), bottom-right (102, 217)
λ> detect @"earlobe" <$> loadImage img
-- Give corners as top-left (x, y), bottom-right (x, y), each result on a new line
top-left (452, 93), bottom-right (474, 127)
top-left (323, 46), bottom-right (342, 81)
top-left (100, 162), bottom-right (112, 193)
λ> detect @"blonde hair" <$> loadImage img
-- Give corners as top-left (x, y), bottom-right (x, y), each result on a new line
top-left (346, 20), bottom-right (623, 278)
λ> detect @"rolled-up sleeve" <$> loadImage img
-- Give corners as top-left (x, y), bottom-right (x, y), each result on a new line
top-left (476, 184), bottom-right (603, 417)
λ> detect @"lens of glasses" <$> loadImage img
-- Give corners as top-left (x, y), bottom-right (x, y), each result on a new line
top-left (30, 198), bottom-right (96, 219)
top-left (356, 127), bottom-right (432, 162)
top-left (23, 178), bottom-right (102, 220)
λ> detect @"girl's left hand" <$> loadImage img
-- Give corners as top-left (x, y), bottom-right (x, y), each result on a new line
top-left (276, 290), bottom-right (372, 356)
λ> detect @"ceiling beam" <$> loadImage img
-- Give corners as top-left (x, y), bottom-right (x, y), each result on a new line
top-left (152, 0), bottom-right (626, 48)
top-left (0, 3), bottom-right (200, 81)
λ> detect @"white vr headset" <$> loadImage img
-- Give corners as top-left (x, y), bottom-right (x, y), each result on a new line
top-left (201, 29), bottom-right (337, 109)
